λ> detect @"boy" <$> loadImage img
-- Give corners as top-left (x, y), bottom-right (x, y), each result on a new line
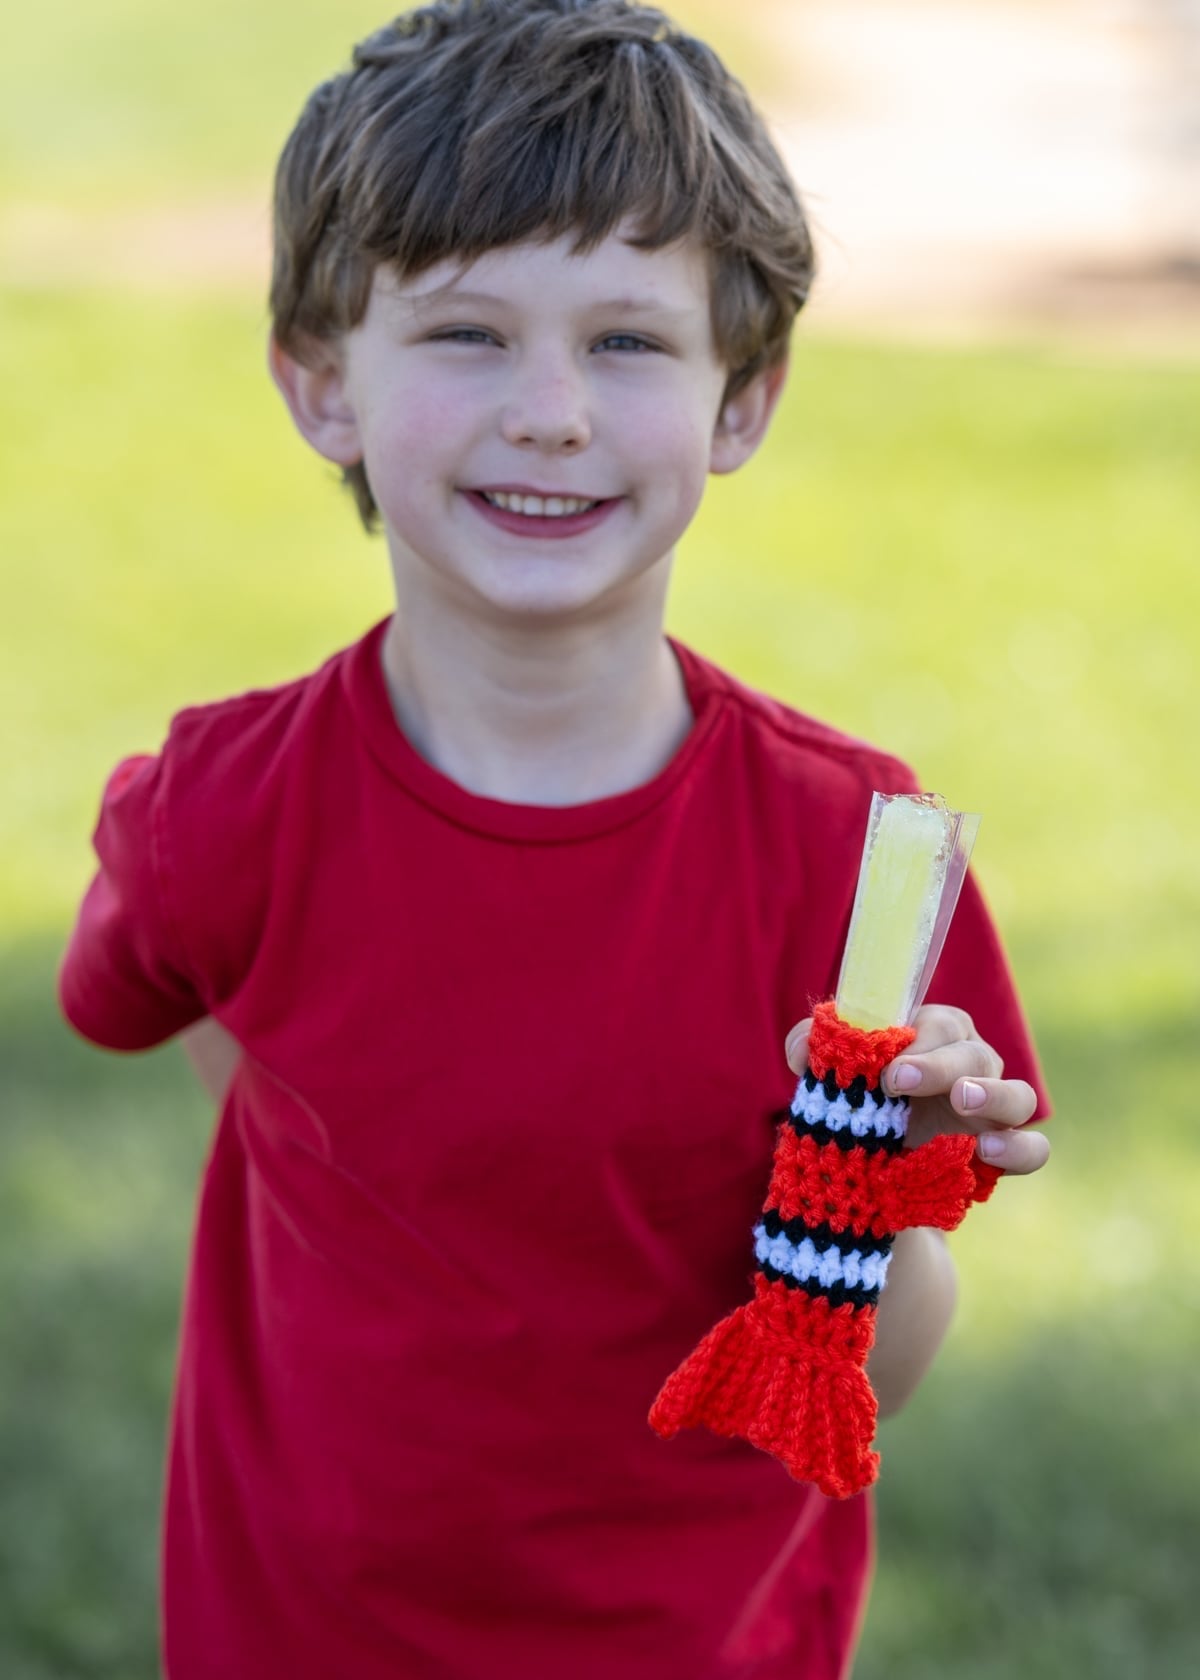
top-left (59, 3), bottom-right (1050, 1677)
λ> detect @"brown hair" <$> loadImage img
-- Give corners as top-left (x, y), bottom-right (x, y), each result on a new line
top-left (270, 0), bottom-right (815, 528)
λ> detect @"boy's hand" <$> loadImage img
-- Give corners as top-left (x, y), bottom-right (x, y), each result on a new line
top-left (785, 1005), bottom-right (1049, 1176)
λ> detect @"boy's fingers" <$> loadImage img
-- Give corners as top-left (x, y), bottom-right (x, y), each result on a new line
top-left (885, 1038), bottom-right (1003, 1098)
top-left (784, 1019), bottom-right (812, 1074)
top-left (905, 1004), bottom-right (979, 1055)
top-left (902, 1076), bottom-right (1038, 1151)
top-left (976, 1124), bottom-right (1050, 1176)
top-left (950, 1075), bottom-right (1038, 1130)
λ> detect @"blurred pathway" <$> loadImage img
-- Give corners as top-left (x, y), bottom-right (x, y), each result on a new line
top-left (765, 0), bottom-right (1200, 347)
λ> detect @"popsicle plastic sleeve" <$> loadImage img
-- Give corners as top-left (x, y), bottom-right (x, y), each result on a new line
top-left (648, 792), bottom-right (994, 1498)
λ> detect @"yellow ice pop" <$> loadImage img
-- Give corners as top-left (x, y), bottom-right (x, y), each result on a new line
top-left (836, 794), bottom-right (962, 1031)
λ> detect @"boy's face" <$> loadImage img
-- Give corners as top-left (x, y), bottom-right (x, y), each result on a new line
top-left (275, 228), bottom-right (784, 624)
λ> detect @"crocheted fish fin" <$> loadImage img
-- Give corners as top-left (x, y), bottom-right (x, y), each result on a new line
top-left (875, 1132), bottom-right (980, 1232)
top-left (967, 1157), bottom-right (1004, 1203)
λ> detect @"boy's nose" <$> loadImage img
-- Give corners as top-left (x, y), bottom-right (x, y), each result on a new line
top-left (499, 360), bottom-right (592, 454)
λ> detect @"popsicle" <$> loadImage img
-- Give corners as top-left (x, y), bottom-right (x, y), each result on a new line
top-left (837, 793), bottom-right (980, 1031)
top-left (649, 790), bottom-right (995, 1499)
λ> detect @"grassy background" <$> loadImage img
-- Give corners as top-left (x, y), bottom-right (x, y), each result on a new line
top-left (3, 3), bottom-right (1199, 1676)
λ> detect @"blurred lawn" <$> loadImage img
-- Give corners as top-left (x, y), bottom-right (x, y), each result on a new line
top-left (3, 2), bottom-right (1200, 1677)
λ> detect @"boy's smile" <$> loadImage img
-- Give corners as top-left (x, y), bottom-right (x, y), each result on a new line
top-left (465, 485), bottom-right (621, 541)
top-left (276, 228), bottom-right (783, 626)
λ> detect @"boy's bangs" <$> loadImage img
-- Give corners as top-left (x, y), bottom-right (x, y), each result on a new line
top-left (346, 35), bottom-right (723, 275)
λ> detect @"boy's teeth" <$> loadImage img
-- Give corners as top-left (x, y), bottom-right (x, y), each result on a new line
top-left (483, 491), bottom-right (599, 517)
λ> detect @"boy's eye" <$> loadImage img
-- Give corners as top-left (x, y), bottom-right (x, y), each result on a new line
top-left (594, 333), bottom-right (657, 353)
top-left (429, 327), bottom-right (499, 345)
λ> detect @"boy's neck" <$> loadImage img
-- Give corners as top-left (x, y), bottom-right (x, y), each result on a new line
top-left (379, 593), bottom-right (693, 808)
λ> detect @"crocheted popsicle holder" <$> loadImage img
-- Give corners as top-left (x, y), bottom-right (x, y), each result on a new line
top-left (650, 793), bottom-right (997, 1500)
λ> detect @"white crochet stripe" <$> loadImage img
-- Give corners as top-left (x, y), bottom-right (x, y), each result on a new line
top-left (753, 1223), bottom-right (893, 1294)
top-left (790, 1077), bottom-right (909, 1143)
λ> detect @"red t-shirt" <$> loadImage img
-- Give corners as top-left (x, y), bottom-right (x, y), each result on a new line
top-left (60, 620), bottom-right (1048, 1680)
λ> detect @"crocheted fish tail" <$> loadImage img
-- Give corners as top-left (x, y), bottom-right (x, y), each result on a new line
top-left (651, 1001), bottom-right (993, 1497)
top-left (738, 1279), bottom-right (881, 1499)
top-left (648, 1299), bottom-right (762, 1438)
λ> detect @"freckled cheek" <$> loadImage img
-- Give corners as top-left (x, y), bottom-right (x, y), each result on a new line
top-left (620, 407), bottom-right (713, 487)
top-left (361, 391), bottom-right (478, 499)
top-left (661, 417), bottom-right (720, 510)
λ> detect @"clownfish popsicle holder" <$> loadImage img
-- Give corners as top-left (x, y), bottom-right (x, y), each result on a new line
top-left (650, 793), bottom-right (998, 1499)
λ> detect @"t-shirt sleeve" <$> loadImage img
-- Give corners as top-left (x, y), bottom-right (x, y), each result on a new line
top-left (58, 752), bottom-right (208, 1050)
top-left (924, 867), bottom-right (1052, 1123)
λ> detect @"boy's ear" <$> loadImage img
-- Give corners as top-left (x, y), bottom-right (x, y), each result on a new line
top-left (709, 357), bottom-right (789, 476)
top-left (268, 332), bottom-right (364, 467)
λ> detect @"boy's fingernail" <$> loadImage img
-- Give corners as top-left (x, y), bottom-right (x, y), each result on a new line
top-left (890, 1064), bottom-right (921, 1093)
top-left (979, 1133), bottom-right (1007, 1161)
top-left (959, 1079), bottom-right (987, 1111)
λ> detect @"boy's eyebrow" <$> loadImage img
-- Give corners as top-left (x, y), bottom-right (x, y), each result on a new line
top-left (405, 286), bottom-right (695, 316)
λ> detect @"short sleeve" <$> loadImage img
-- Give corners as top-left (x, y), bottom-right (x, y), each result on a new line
top-left (925, 868), bottom-right (1051, 1122)
top-left (58, 753), bottom-right (208, 1050)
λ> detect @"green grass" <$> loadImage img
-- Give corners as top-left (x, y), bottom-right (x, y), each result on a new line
top-left (3, 1), bottom-right (406, 200)
top-left (3, 275), bottom-right (1199, 1678)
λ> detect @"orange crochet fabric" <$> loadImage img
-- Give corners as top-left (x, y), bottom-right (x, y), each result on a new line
top-left (649, 1002), bottom-right (998, 1498)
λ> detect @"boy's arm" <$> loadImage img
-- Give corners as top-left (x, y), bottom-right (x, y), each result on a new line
top-left (181, 1018), bottom-right (241, 1106)
top-left (867, 1227), bottom-right (957, 1418)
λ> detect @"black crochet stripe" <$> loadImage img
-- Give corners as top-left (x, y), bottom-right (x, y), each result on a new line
top-left (761, 1208), bottom-right (894, 1258)
top-left (803, 1068), bottom-right (890, 1109)
top-left (759, 1262), bottom-right (879, 1310)
top-left (785, 1115), bottom-right (905, 1156)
